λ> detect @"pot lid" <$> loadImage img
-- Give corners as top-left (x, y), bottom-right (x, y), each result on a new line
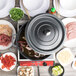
top-left (25, 14), bottom-right (65, 55)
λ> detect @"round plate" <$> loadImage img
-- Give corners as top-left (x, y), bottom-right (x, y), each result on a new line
top-left (0, 0), bottom-right (15, 18)
top-left (0, 20), bottom-right (16, 50)
top-left (0, 52), bottom-right (17, 71)
top-left (23, 0), bottom-right (44, 11)
top-left (60, 0), bottom-right (76, 10)
top-left (53, 0), bottom-right (76, 17)
top-left (25, 14), bottom-right (65, 55)
top-left (20, 0), bottom-right (50, 17)
top-left (62, 18), bottom-right (76, 47)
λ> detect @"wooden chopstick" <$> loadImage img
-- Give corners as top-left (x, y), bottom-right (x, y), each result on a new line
top-left (21, 0), bottom-right (31, 19)
top-left (56, 0), bottom-right (60, 18)
top-left (37, 65), bottom-right (40, 76)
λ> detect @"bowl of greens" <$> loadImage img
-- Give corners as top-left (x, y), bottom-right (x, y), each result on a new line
top-left (9, 7), bottom-right (24, 21)
top-left (49, 63), bottom-right (64, 76)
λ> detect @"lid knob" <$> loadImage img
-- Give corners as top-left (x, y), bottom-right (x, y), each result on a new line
top-left (43, 29), bottom-right (51, 36)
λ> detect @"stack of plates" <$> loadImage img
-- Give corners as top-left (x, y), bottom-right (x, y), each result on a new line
top-left (0, 0), bottom-right (15, 18)
top-left (53, 0), bottom-right (76, 17)
top-left (20, 0), bottom-right (50, 17)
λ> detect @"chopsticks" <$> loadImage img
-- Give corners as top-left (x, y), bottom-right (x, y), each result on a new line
top-left (21, 0), bottom-right (31, 19)
top-left (37, 65), bottom-right (40, 76)
top-left (56, 0), bottom-right (60, 18)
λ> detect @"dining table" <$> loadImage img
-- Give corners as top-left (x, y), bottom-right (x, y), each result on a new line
top-left (0, 0), bottom-right (76, 76)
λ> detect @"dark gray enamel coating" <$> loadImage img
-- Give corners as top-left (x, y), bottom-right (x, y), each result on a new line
top-left (25, 13), bottom-right (66, 55)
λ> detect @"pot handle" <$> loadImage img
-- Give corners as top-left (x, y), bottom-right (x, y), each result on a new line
top-left (12, 34), bottom-right (17, 48)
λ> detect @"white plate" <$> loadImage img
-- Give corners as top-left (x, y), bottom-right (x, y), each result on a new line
top-left (62, 18), bottom-right (76, 47)
top-left (20, 0), bottom-right (50, 17)
top-left (23, 0), bottom-right (44, 11)
top-left (60, 0), bottom-right (76, 10)
top-left (0, 20), bottom-right (16, 50)
top-left (0, 0), bottom-right (15, 18)
top-left (57, 48), bottom-right (74, 66)
top-left (0, 52), bottom-right (17, 71)
top-left (17, 66), bottom-right (34, 76)
top-left (53, 0), bottom-right (76, 17)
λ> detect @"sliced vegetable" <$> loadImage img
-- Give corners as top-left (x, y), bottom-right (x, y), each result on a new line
top-left (9, 8), bottom-right (24, 21)
top-left (52, 65), bottom-right (63, 76)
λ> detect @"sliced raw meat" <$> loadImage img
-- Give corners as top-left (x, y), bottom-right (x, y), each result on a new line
top-left (0, 34), bottom-right (12, 46)
top-left (66, 22), bottom-right (76, 40)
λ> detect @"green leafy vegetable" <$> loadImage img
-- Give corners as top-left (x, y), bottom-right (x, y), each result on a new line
top-left (9, 8), bottom-right (24, 21)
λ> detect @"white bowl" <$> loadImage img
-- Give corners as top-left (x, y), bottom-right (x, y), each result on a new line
top-left (0, 52), bottom-right (17, 71)
top-left (0, 20), bottom-right (16, 50)
top-left (10, 7), bottom-right (24, 21)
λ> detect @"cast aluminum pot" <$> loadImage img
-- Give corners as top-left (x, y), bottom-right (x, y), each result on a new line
top-left (25, 13), bottom-right (66, 55)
